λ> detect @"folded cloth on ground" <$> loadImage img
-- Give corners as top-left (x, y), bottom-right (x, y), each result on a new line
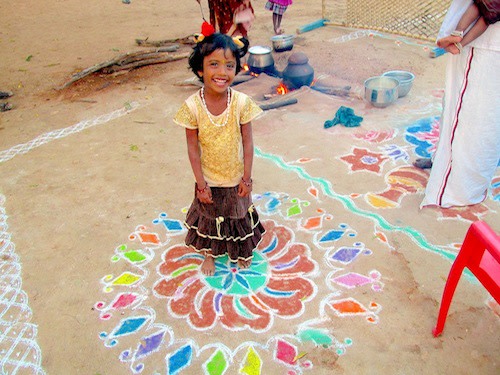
top-left (324, 106), bottom-right (363, 128)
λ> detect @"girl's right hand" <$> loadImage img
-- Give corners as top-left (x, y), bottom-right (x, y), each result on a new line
top-left (197, 184), bottom-right (213, 204)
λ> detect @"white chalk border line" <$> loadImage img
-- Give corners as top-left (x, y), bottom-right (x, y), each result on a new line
top-left (0, 102), bottom-right (140, 164)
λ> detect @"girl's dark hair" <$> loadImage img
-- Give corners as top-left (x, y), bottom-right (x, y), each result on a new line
top-left (188, 33), bottom-right (249, 81)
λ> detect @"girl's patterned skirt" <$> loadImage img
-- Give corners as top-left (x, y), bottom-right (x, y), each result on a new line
top-left (184, 185), bottom-right (265, 262)
top-left (265, 1), bottom-right (288, 15)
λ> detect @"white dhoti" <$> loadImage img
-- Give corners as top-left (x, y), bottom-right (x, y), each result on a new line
top-left (421, 46), bottom-right (500, 208)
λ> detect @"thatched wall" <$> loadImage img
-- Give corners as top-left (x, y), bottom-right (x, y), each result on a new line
top-left (322, 0), bottom-right (451, 41)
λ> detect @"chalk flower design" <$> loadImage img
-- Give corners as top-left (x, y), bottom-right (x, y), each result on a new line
top-left (405, 116), bottom-right (440, 158)
top-left (340, 147), bottom-right (388, 174)
top-left (153, 220), bottom-right (317, 332)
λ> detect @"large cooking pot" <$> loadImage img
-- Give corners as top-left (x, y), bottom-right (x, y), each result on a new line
top-left (282, 52), bottom-right (314, 89)
top-left (247, 46), bottom-right (274, 74)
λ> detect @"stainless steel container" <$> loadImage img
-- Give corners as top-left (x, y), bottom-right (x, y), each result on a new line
top-left (382, 70), bottom-right (415, 97)
top-left (247, 46), bottom-right (274, 74)
top-left (364, 76), bottom-right (399, 108)
top-left (271, 34), bottom-right (294, 52)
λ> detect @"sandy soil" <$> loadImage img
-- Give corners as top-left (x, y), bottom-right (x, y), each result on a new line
top-left (1, 1), bottom-right (499, 374)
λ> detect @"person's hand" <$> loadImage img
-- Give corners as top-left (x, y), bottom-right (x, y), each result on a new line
top-left (437, 34), bottom-right (462, 55)
top-left (197, 183), bottom-right (213, 204)
top-left (444, 43), bottom-right (462, 54)
top-left (238, 177), bottom-right (252, 197)
top-left (196, 0), bottom-right (201, 4)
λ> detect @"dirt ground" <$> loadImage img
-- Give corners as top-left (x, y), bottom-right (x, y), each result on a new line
top-left (1, 1), bottom-right (499, 374)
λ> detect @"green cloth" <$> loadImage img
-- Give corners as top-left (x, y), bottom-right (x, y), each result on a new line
top-left (324, 106), bottom-right (363, 128)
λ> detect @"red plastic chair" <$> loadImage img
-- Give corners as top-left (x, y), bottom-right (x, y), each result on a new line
top-left (433, 221), bottom-right (500, 337)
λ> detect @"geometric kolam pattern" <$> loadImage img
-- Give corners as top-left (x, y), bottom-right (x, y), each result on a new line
top-left (95, 191), bottom-right (385, 374)
top-left (0, 194), bottom-right (45, 374)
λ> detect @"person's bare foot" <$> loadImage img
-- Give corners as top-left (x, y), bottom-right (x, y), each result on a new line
top-left (413, 158), bottom-right (433, 169)
top-left (238, 258), bottom-right (252, 269)
top-left (201, 256), bottom-right (215, 276)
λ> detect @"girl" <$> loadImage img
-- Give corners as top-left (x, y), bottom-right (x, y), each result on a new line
top-left (173, 23), bottom-right (265, 276)
top-left (265, 0), bottom-right (293, 34)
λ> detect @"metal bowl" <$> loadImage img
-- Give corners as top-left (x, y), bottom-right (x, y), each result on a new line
top-left (364, 76), bottom-right (399, 108)
top-left (382, 70), bottom-right (415, 97)
top-left (247, 46), bottom-right (274, 69)
top-left (270, 34), bottom-right (294, 52)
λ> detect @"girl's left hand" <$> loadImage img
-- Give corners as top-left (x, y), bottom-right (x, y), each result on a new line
top-left (238, 178), bottom-right (252, 197)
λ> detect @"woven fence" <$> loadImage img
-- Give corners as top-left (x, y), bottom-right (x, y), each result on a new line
top-left (322, 0), bottom-right (451, 41)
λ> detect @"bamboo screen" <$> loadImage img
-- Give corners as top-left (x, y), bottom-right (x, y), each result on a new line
top-left (322, 0), bottom-right (452, 41)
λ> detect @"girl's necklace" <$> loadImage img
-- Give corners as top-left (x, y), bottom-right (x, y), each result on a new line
top-left (200, 87), bottom-right (231, 127)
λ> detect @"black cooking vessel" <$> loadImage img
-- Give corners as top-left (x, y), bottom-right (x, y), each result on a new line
top-left (282, 52), bottom-right (314, 89)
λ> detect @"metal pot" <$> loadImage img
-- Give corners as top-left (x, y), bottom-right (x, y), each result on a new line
top-left (247, 46), bottom-right (274, 73)
top-left (382, 70), bottom-right (415, 97)
top-left (364, 76), bottom-right (399, 108)
top-left (271, 34), bottom-right (294, 52)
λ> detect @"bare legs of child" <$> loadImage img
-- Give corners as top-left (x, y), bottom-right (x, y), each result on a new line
top-left (201, 253), bottom-right (215, 276)
top-left (272, 13), bottom-right (284, 34)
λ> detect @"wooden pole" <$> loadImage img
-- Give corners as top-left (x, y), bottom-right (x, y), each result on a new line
top-left (60, 48), bottom-right (187, 89)
top-left (258, 96), bottom-right (298, 110)
top-left (296, 19), bottom-right (327, 34)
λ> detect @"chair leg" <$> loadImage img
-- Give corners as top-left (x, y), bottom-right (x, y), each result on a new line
top-left (433, 264), bottom-right (464, 337)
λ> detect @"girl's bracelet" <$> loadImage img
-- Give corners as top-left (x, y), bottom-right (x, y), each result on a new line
top-left (241, 177), bottom-right (253, 187)
top-left (196, 183), bottom-right (209, 194)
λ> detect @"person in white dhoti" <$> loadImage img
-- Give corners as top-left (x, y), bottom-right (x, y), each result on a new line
top-left (421, 0), bottom-right (500, 208)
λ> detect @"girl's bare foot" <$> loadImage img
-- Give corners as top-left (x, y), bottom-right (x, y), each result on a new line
top-left (238, 258), bottom-right (252, 269)
top-left (201, 256), bottom-right (215, 276)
